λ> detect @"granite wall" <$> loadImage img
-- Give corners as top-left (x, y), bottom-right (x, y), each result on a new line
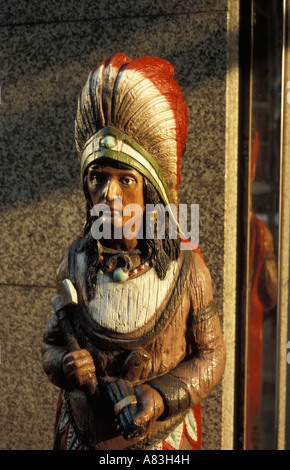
top-left (0, 0), bottom-right (234, 450)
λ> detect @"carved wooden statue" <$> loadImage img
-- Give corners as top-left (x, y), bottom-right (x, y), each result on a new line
top-left (42, 53), bottom-right (226, 450)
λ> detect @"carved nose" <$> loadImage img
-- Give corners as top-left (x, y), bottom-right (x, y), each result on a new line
top-left (101, 180), bottom-right (110, 200)
top-left (106, 179), bottom-right (121, 201)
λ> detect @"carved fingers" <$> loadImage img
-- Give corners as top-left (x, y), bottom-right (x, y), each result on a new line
top-left (100, 378), bottom-right (141, 440)
top-left (100, 379), bottom-right (165, 440)
top-left (134, 384), bottom-right (165, 429)
top-left (62, 349), bottom-right (96, 389)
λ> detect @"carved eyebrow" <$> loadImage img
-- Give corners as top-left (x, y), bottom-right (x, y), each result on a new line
top-left (89, 167), bottom-right (138, 179)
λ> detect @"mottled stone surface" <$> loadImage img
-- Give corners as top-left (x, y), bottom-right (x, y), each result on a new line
top-left (0, 285), bottom-right (59, 450)
top-left (0, 0), bottom-right (228, 25)
top-left (0, 3), bottom-right (229, 450)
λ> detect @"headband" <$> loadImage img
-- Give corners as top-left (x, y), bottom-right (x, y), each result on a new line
top-left (81, 125), bottom-right (172, 207)
top-left (81, 125), bottom-right (181, 233)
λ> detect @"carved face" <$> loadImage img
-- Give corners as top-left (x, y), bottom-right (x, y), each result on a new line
top-left (87, 165), bottom-right (145, 250)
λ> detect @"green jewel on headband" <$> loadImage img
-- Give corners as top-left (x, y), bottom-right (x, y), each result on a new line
top-left (81, 125), bottom-right (172, 208)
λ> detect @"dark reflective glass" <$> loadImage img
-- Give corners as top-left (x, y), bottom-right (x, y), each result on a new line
top-left (244, 0), bottom-right (282, 450)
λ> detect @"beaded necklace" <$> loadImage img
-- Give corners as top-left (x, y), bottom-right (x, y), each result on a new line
top-left (98, 249), bottom-right (151, 282)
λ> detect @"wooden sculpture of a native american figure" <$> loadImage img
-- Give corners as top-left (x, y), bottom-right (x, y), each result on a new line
top-left (42, 53), bottom-right (226, 451)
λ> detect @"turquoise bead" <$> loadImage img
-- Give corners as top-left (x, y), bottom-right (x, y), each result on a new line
top-left (113, 268), bottom-right (129, 282)
top-left (100, 135), bottom-right (116, 149)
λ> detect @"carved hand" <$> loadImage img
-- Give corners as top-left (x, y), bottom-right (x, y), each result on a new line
top-left (133, 384), bottom-right (165, 435)
top-left (99, 377), bottom-right (165, 440)
top-left (62, 349), bottom-right (96, 389)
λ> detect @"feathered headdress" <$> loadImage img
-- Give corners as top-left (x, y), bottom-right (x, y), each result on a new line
top-left (75, 53), bottom-right (188, 206)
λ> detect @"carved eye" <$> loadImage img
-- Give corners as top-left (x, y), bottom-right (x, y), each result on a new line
top-left (89, 173), bottom-right (106, 188)
top-left (120, 177), bottom-right (134, 186)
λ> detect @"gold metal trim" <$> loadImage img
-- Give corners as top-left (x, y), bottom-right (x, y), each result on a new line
top-left (276, 0), bottom-right (289, 450)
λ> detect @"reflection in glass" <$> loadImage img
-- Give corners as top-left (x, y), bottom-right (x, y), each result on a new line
top-left (245, 0), bottom-right (282, 449)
